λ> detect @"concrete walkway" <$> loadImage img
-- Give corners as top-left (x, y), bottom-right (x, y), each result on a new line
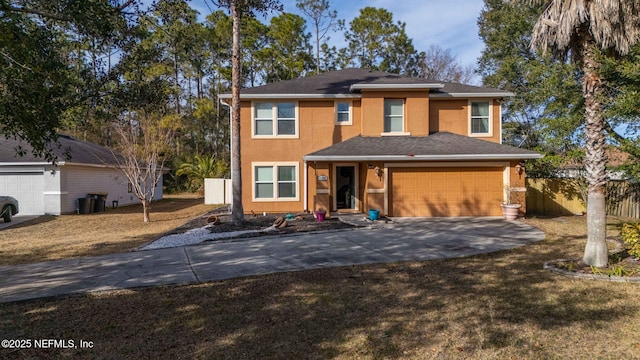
top-left (0, 217), bottom-right (545, 303)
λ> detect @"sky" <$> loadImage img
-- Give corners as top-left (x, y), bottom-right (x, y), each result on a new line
top-left (190, 0), bottom-right (487, 67)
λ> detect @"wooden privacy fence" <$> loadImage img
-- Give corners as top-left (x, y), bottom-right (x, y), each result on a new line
top-left (526, 178), bottom-right (586, 216)
top-left (526, 178), bottom-right (640, 219)
top-left (607, 180), bottom-right (640, 218)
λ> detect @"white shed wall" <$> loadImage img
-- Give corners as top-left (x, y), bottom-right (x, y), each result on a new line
top-left (62, 165), bottom-right (163, 213)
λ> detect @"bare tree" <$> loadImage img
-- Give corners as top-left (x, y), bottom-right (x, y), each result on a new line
top-left (112, 112), bottom-right (174, 223)
top-left (296, 0), bottom-right (341, 74)
top-left (420, 44), bottom-right (476, 84)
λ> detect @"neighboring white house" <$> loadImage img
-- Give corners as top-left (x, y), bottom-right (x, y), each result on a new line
top-left (0, 135), bottom-right (163, 215)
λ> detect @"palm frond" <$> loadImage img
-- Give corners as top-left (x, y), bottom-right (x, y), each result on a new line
top-left (530, 0), bottom-right (640, 56)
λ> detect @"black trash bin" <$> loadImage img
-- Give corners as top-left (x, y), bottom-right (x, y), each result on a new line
top-left (89, 193), bottom-right (108, 213)
top-left (94, 198), bottom-right (105, 213)
top-left (78, 198), bottom-right (92, 214)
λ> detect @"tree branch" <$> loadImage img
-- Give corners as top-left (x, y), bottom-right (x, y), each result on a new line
top-left (0, 50), bottom-right (32, 71)
top-left (5, 5), bottom-right (72, 22)
top-left (604, 121), bottom-right (640, 159)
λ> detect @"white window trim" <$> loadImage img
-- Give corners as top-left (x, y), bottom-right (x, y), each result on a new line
top-left (251, 101), bottom-right (299, 139)
top-left (468, 99), bottom-right (493, 137)
top-left (252, 162), bottom-right (300, 202)
top-left (334, 100), bottom-right (352, 125)
top-left (382, 99), bottom-right (405, 135)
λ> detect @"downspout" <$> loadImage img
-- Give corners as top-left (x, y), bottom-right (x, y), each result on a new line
top-left (498, 98), bottom-right (503, 144)
top-left (220, 99), bottom-right (232, 205)
top-left (303, 160), bottom-right (308, 212)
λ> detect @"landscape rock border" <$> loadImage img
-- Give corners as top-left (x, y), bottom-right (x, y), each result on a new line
top-left (543, 259), bottom-right (640, 283)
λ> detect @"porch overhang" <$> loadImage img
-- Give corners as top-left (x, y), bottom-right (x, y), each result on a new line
top-left (304, 132), bottom-right (543, 162)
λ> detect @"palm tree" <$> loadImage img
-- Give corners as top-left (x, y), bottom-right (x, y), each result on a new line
top-left (529, 0), bottom-right (640, 267)
top-left (176, 155), bottom-right (229, 192)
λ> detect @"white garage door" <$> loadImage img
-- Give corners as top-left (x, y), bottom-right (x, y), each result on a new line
top-left (0, 172), bottom-right (45, 215)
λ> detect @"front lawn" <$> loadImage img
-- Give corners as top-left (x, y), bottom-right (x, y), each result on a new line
top-left (2, 216), bottom-right (640, 359)
top-left (0, 194), bottom-right (216, 265)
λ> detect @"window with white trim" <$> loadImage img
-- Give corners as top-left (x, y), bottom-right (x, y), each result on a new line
top-left (335, 101), bottom-right (352, 125)
top-left (470, 101), bottom-right (491, 135)
top-left (254, 103), bottom-right (273, 136)
top-left (384, 99), bottom-right (404, 133)
top-left (252, 102), bottom-right (297, 137)
top-left (255, 166), bottom-right (274, 198)
top-left (253, 163), bottom-right (298, 201)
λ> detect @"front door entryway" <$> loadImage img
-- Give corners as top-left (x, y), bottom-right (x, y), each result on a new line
top-left (335, 165), bottom-right (357, 210)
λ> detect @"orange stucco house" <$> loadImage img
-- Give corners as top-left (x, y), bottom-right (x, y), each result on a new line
top-left (220, 68), bottom-right (542, 217)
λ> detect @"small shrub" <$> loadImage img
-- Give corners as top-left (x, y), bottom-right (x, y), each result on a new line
top-left (591, 264), bottom-right (638, 277)
top-left (620, 222), bottom-right (640, 259)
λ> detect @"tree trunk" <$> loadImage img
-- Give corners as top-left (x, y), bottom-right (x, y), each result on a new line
top-left (315, 19), bottom-right (320, 74)
top-left (580, 39), bottom-right (608, 268)
top-left (231, 1), bottom-right (244, 224)
top-left (142, 199), bottom-right (151, 223)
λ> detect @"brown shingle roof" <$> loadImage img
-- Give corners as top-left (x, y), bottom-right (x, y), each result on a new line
top-left (304, 132), bottom-right (542, 161)
top-left (220, 68), bottom-right (513, 98)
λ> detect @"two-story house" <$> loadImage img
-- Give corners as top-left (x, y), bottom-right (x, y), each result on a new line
top-left (220, 68), bottom-right (541, 217)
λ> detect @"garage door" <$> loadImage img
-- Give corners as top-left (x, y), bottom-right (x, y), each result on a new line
top-left (390, 167), bottom-right (503, 217)
top-left (0, 173), bottom-right (45, 215)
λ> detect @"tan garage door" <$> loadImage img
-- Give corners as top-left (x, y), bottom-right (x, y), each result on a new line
top-left (390, 167), bottom-right (503, 217)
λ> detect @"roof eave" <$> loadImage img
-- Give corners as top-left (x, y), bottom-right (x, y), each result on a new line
top-left (218, 93), bottom-right (362, 100)
top-left (219, 91), bottom-right (515, 100)
top-left (0, 162), bottom-right (55, 166)
top-left (303, 153), bottom-right (544, 162)
top-left (430, 92), bottom-right (515, 98)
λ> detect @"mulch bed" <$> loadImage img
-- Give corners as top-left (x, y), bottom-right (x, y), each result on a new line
top-left (167, 206), bottom-right (358, 240)
top-left (546, 252), bottom-right (640, 279)
top-left (208, 213), bottom-right (357, 238)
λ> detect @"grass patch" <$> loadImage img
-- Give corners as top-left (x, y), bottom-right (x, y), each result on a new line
top-left (0, 194), bottom-right (218, 265)
top-left (1, 215), bottom-right (640, 359)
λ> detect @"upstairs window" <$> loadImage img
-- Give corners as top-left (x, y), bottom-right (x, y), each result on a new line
top-left (470, 101), bottom-right (491, 136)
top-left (277, 102), bottom-right (296, 135)
top-left (335, 101), bottom-right (352, 125)
top-left (254, 103), bottom-right (274, 136)
top-left (384, 99), bottom-right (404, 133)
top-left (253, 102), bottom-right (298, 137)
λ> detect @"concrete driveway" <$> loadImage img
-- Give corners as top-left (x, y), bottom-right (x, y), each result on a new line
top-left (0, 217), bottom-right (545, 303)
top-left (0, 215), bottom-right (40, 231)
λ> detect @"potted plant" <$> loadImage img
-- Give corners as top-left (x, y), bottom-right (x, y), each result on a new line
top-left (501, 186), bottom-right (522, 221)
